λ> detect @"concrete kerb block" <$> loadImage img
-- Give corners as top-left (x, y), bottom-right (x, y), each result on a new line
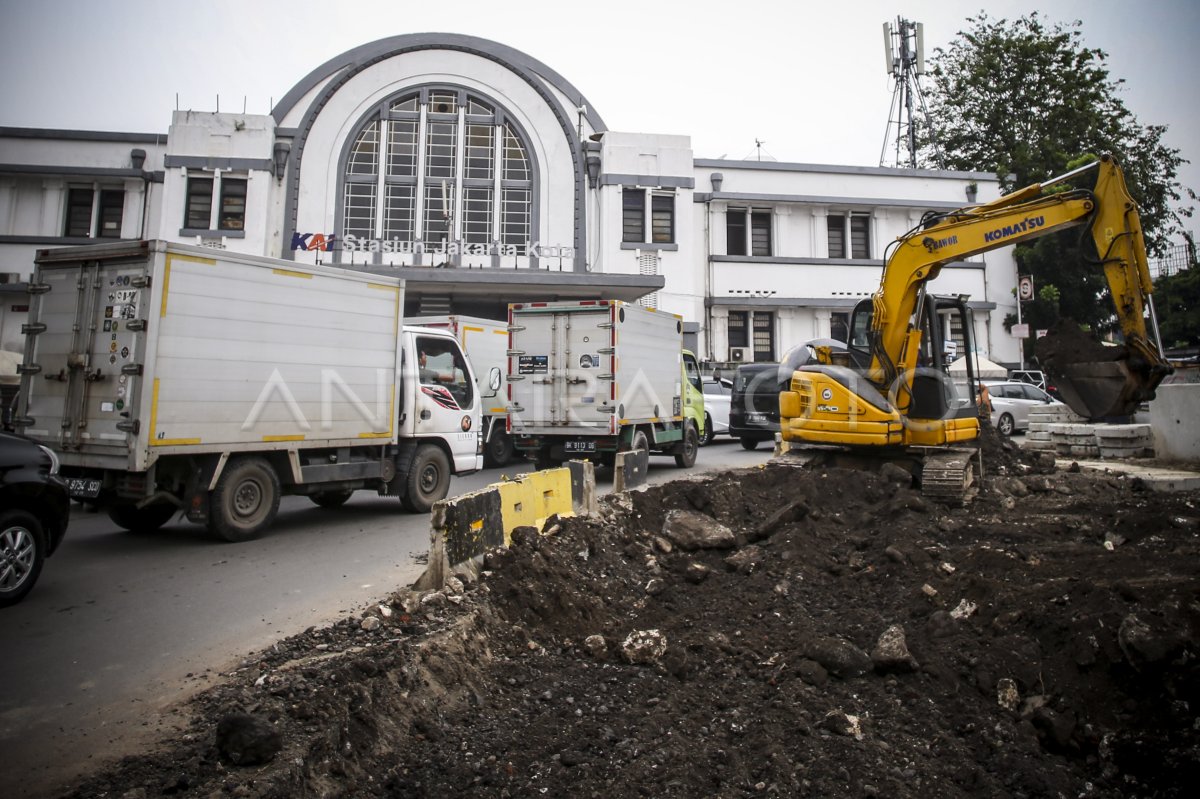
top-left (613, 448), bottom-right (650, 493)
top-left (567, 460), bottom-right (599, 516)
top-left (1094, 424), bottom-right (1153, 441)
top-left (413, 463), bottom-right (598, 590)
top-left (1052, 423), bottom-right (1099, 437)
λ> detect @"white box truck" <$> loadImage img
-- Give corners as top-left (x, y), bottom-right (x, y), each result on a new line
top-left (408, 314), bottom-right (517, 468)
top-left (506, 300), bottom-right (705, 470)
top-left (14, 240), bottom-right (482, 541)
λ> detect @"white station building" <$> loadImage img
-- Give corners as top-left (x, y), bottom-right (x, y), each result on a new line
top-left (0, 33), bottom-right (1020, 369)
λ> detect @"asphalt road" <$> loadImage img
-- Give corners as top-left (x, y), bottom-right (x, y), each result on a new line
top-left (0, 439), bottom-right (771, 798)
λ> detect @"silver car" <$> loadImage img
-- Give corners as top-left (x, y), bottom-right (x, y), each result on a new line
top-left (699, 376), bottom-right (733, 445)
top-left (984, 380), bottom-right (1063, 435)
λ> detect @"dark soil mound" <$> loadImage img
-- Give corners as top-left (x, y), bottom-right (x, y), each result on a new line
top-left (63, 462), bottom-right (1200, 799)
top-left (1037, 319), bottom-right (1126, 369)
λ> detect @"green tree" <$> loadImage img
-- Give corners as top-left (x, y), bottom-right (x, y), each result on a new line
top-left (923, 12), bottom-right (1196, 338)
top-left (1154, 264), bottom-right (1200, 348)
top-left (925, 12), bottom-right (1193, 246)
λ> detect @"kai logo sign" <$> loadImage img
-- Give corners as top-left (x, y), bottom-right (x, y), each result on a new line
top-left (291, 233), bottom-right (336, 252)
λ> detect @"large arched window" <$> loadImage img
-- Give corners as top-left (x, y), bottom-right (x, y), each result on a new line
top-left (341, 87), bottom-right (533, 256)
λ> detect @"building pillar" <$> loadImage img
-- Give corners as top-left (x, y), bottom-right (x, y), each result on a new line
top-left (41, 178), bottom-right (64, 236)
top-left (710, 306), bottom-right (729, 366)
top-left (122, 177), bottom-right (145, 239)
top-left (773, 205), bottom-right (790, 256)
top-left (810, 207), bottom-right (826, 257)
top-left (813, 308), bottom-right (832, 340)
top-left (0, 178), bottom-right (15, 235)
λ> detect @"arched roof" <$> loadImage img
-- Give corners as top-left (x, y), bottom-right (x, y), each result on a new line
top-left (272, 32), bottom-right (607, 132)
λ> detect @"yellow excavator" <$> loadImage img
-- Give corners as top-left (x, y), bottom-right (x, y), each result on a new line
top-left (778, 154), bottom-right (1172, 503)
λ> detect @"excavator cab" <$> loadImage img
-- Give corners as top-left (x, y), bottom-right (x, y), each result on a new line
top-left (841, 293), bottom-right (983, 422)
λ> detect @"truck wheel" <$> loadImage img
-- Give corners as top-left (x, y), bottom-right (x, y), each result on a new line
top-left (0, 510), bottom-right (45, 607)
top-left (310, 490), bottom-right (354, 509)
top-left (483, 428), bottom-right (515, 468)
top-left (630, 429), bottom-right (650, 454)
top-left (698, 413), bottom-right (714, 446)
top-left (107, 502), bottom-right (178, 533)
top-left (740, 438), bottom-right (759, 451)
top-left (402, 445), bottom-right (450, 513)
top-left (209, 457), bottom-right (281, 542)
top-left (674, 422), bottom-right (699, 468)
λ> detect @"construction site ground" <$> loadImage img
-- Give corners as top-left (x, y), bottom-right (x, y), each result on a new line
top-left (59, 429), bottom-right (1199, 798)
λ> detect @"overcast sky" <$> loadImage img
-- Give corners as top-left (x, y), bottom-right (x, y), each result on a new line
top-left (1, 0), bottom-right (1195, 236)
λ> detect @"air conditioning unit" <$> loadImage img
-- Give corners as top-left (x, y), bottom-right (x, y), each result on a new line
top-left (729, 347), bottom-right (749, 362)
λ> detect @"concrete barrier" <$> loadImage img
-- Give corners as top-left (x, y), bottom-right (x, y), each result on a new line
top-left (1149, 385), bottom-right (1200, 462)
top-left (415, 461), bottom-right (597, 590)
top-left (612, 448), bottom-right (649, 493)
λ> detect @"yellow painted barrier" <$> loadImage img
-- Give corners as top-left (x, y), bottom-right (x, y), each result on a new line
top-left (415, 461), bottom-right (595, 589)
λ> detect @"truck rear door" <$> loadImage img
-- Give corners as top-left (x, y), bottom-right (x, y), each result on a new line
top-left (510, 306), bottom-right (613, 431)
top-left (21, 257), bottom-right (151, 459)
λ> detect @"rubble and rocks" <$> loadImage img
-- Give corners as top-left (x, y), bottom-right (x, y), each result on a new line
top-left (59, 458), bottom-right (1200, 799)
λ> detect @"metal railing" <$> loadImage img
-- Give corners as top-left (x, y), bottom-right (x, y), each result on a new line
top-left (1149, 239), bottom-right (1197, 278)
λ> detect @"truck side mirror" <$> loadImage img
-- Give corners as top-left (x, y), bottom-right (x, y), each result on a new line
top-left (488, 367), bottom-right (502, 392)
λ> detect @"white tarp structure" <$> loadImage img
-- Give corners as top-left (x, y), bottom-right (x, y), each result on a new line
top-left (948, 354), bottom-right (1008, 380)
top-left (0, 349), bottom-right (20, 385)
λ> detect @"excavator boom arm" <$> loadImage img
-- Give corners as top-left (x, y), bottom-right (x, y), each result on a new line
top-left (867, 154), bottom-right (1169, 418)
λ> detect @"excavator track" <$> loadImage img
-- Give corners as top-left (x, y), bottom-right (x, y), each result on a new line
top-left (919, 448), bottom-right (980, 507)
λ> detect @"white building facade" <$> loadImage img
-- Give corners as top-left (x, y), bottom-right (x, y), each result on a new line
top-left (0, 33), bottom-right (1022, 368)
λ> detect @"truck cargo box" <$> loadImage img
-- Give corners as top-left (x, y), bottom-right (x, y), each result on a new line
top-left (507, 300), bottom-right (684, 437)
top-left (18, 240), bottom-right (404, 473)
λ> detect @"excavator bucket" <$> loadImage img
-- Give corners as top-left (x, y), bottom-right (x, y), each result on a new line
top-left (1050, 359), bottom-right (1145, 420)
top-left (1039, 324), bottom-right (1171, 420)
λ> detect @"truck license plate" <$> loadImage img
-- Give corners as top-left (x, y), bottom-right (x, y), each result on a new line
top-left (67, 478), bottom-right (102, 499)
top-left (563, 440), bottom-right (596, 453)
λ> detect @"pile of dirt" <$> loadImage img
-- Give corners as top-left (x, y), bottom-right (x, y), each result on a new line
top-left (62, 459), bottom-right (1199, 798)
top-left (1037, 319), bottom-right (1126, 370)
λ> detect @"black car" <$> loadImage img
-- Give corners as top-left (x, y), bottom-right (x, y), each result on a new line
top-left (1, 431), bottom-right (70, 606)
top-left (729, 363), bottom-right (782, 450)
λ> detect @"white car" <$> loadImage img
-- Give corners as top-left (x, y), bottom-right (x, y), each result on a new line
top-left (984, 380), bottom-right (1063, 435)
top-left (699, 376), bottom-right (733, 445)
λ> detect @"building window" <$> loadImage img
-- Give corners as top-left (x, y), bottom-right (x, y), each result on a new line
top-left (827, 215), bottom-right (845, 258)
top-left (65, 188), bottom-right (93, 237)
top-left (219, 179), bottom-right (247, 230)
top-left (343, 184), bottom-right (376, 239)
top-left (341, 88), bottom-right (534, 253)
top-left (728, 311), bottom-right (748, 347)
top-left (185, 178), bottom-right (213, 229)
top-left (501, 189), bottom-right (531, 246)
top-left (727, 311), bottom-right (774, 360)
top-left (65, 186), bottom-right (124, 239)
top-left (185, 174), bottom-right (247, 231)
top-left (623, 189), bottom-right (675, 244)
top-left (753, 312), bottom-right (775, 361)
top-left (850, 214), bottom-right (870, 258)
top-left (726, 210), bottom-right (747, 256)
top-left (651, 195), bottom-right (674, 243)
top-left (97, 190), bottom-right (124, 238)
top-left (622, 189), bottom-right (645, 243)
top-left (827, 212), bottom-right (871, 259)
top-left (727, 208), bottom-right (771, 256)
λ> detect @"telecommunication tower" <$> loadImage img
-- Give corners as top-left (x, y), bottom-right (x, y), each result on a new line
top-left (879, 17), bottom-right (942, 169)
